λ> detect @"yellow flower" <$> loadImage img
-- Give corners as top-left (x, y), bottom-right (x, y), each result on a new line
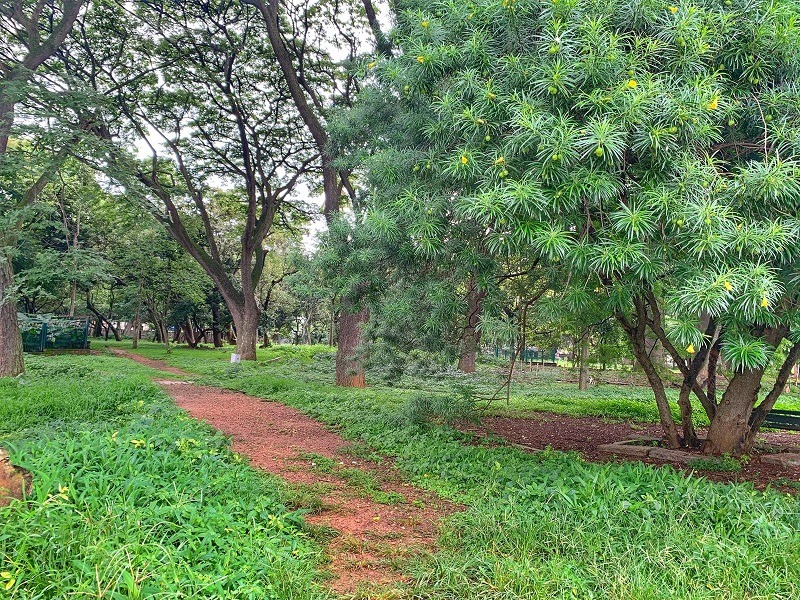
top-left (461, 155), bottom-right (469, 164)
top-left (367, 61), bottom-right (376, 69)
top-left (668, 5), bottom-right (678, 13)
top-left (416, 55), bottom-right (425, 63)
top-left (724, 280), bottom-right (733, 292)
top-left (686, 344), bottom-right (696, 354)
top-left (421, 20), bottom-right (429, 27)
top-left (705, 96), bottom-right (719, 110)
top-left (761, 296), bottom-right (769, 308)
top-left (627, 79), bottom-right (638, 89)
top-left (494, 156), bottom-right (505, 165)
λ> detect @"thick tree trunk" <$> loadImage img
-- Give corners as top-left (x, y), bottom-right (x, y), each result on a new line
top-left (458, 283), bottom-right (486, 373)
top-left (233, 299), bottom-right (259, 360)
top-left (704, 368), bottom-right (764, 455)
top-left (336, 303), bottom-right (367, 387)
top-left (0, 255), bottom-right (25, 377)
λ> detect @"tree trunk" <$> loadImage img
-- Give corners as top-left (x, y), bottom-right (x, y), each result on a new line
top-left (233, 299), bottom-right (259, 360)
top-left (458, 283), bottom-right (485, 373)
top-left (0, 254), bottom-right (25, 377)
top-left (210, 301), bottom-right (223, 348)
top-left (704, 367), bottom-right (764, 455)
top-left (677, 382), bottom-right (698, 447)
top-left (618, 301), bottom-right (680, 448)
top-left (578, 335), bottom-right (590, 391)
top-left (261, 330), bottom-right (271, 348)
top-left (336, 303), bottom-right (367, 387)
top-left (183, 321), bottom-right (197, 348)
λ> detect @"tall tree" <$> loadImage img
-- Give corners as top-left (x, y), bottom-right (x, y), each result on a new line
top-left (62, 0), bottom-right (316, 359)
top-left (0, 0), bottom-right (85, 376)
top-left (349, 0), bottom-right (800, 454)
top-left (246, 0), bottom-right (388, 385)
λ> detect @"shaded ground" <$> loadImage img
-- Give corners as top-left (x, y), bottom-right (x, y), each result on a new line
top-left (462, 413), bottom-right (800, 490)
top-left (112, 350), bottom-right (454, 595)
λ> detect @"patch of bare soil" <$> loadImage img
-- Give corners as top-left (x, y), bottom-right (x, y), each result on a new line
top-left (0, 448), bottom-right (31, 507)
top-left (158, 380), bottom-right (455, 595)
top-left (461, 413), bottom-right (800, 491)
top-left (107, 348), bottom-right (192, 377)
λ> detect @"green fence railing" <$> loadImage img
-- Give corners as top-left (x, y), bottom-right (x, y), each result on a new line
top-left (493, 346), bottom-right (557, 363)
top-left (19, 314), bottom-right (91, 352)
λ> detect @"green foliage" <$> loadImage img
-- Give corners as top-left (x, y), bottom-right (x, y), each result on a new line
top-left (398, 387), bottom-right (478, 426)
top-left (0, 355), bottom-right (328, 598)
top-left (688, 454), bottom-right (744, 473)
top-left (343, 0), bottom-right (800, 448)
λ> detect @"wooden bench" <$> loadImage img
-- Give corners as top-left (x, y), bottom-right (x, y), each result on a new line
top-left (762, 410), bottom-right (800, 431)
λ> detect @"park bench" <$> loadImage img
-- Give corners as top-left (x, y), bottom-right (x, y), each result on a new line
top-left (762, 410), bottom-right (800, 431)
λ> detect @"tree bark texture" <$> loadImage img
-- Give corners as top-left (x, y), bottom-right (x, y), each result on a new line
top-left (458, 283), bottom-right (486, 373)
top-left (0, 255), bottom-right (25, 377)
top-left (336, 303), bottom-right (367, 387)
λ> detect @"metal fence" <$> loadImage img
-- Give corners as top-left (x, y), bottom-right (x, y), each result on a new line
top-left (493, 346), bottom-right (557, 364)
top-left (19, 314), bottom-right (91, 353)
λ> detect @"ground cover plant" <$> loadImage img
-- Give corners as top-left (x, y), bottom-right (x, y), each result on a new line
top-left (0, 354), bottom-right (329, 599)
top-left (118, 342), bottom-right (800, 599)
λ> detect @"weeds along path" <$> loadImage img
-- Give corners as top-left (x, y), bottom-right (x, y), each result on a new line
top-left (113, 351), bottom-right (455, 595)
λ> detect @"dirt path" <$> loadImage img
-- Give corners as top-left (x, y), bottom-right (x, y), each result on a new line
top-left (112, 351), bottom-right (455, 595)
top-left (107, 348), bottom-right (193, 377)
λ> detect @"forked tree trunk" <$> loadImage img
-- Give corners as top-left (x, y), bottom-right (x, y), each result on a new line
top-left (458, 283), bottom-right (486, 373)
top-left (0, 255), bottom-right (25, 377)
top-left (703, 367), bottom-right (764, 455)
top-left (336, 303), bottom-right (367, 387)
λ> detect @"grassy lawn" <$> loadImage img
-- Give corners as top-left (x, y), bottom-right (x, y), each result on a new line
top-left (108, 340), bottom-right (800, 424)
top-left (90, 341), bottom-right (800, 599)
top-left (0, 354), bottom-right (330, 599)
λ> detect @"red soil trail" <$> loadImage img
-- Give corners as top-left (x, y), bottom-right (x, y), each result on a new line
top-left (107, 348), bottom-right (192, 377)
top-left (111, 350), bottom-right (454, 594)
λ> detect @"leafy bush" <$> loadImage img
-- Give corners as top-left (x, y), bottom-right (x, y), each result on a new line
top-left (398, 386), bottom-right (478, 426)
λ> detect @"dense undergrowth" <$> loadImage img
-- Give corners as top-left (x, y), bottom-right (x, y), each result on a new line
top-left (0, 354), bottom-right (328, 599)
top-left (115, 342), bottom-right (800, 599)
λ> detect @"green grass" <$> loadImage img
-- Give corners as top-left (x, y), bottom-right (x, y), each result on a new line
top-left (0, 354), bottom-right (330, 599)
top-left (106, 341), bottom-right (800, 599)
top-left (100, 340), bottom-right (800, 427)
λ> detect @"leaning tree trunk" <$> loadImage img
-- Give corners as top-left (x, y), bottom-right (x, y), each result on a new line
top-left (336, 302), bottom-right (367, 387)
top-left (0, 254), bottom-right (25, 377)
top-left (458, 283), bottom-right (486, 374)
